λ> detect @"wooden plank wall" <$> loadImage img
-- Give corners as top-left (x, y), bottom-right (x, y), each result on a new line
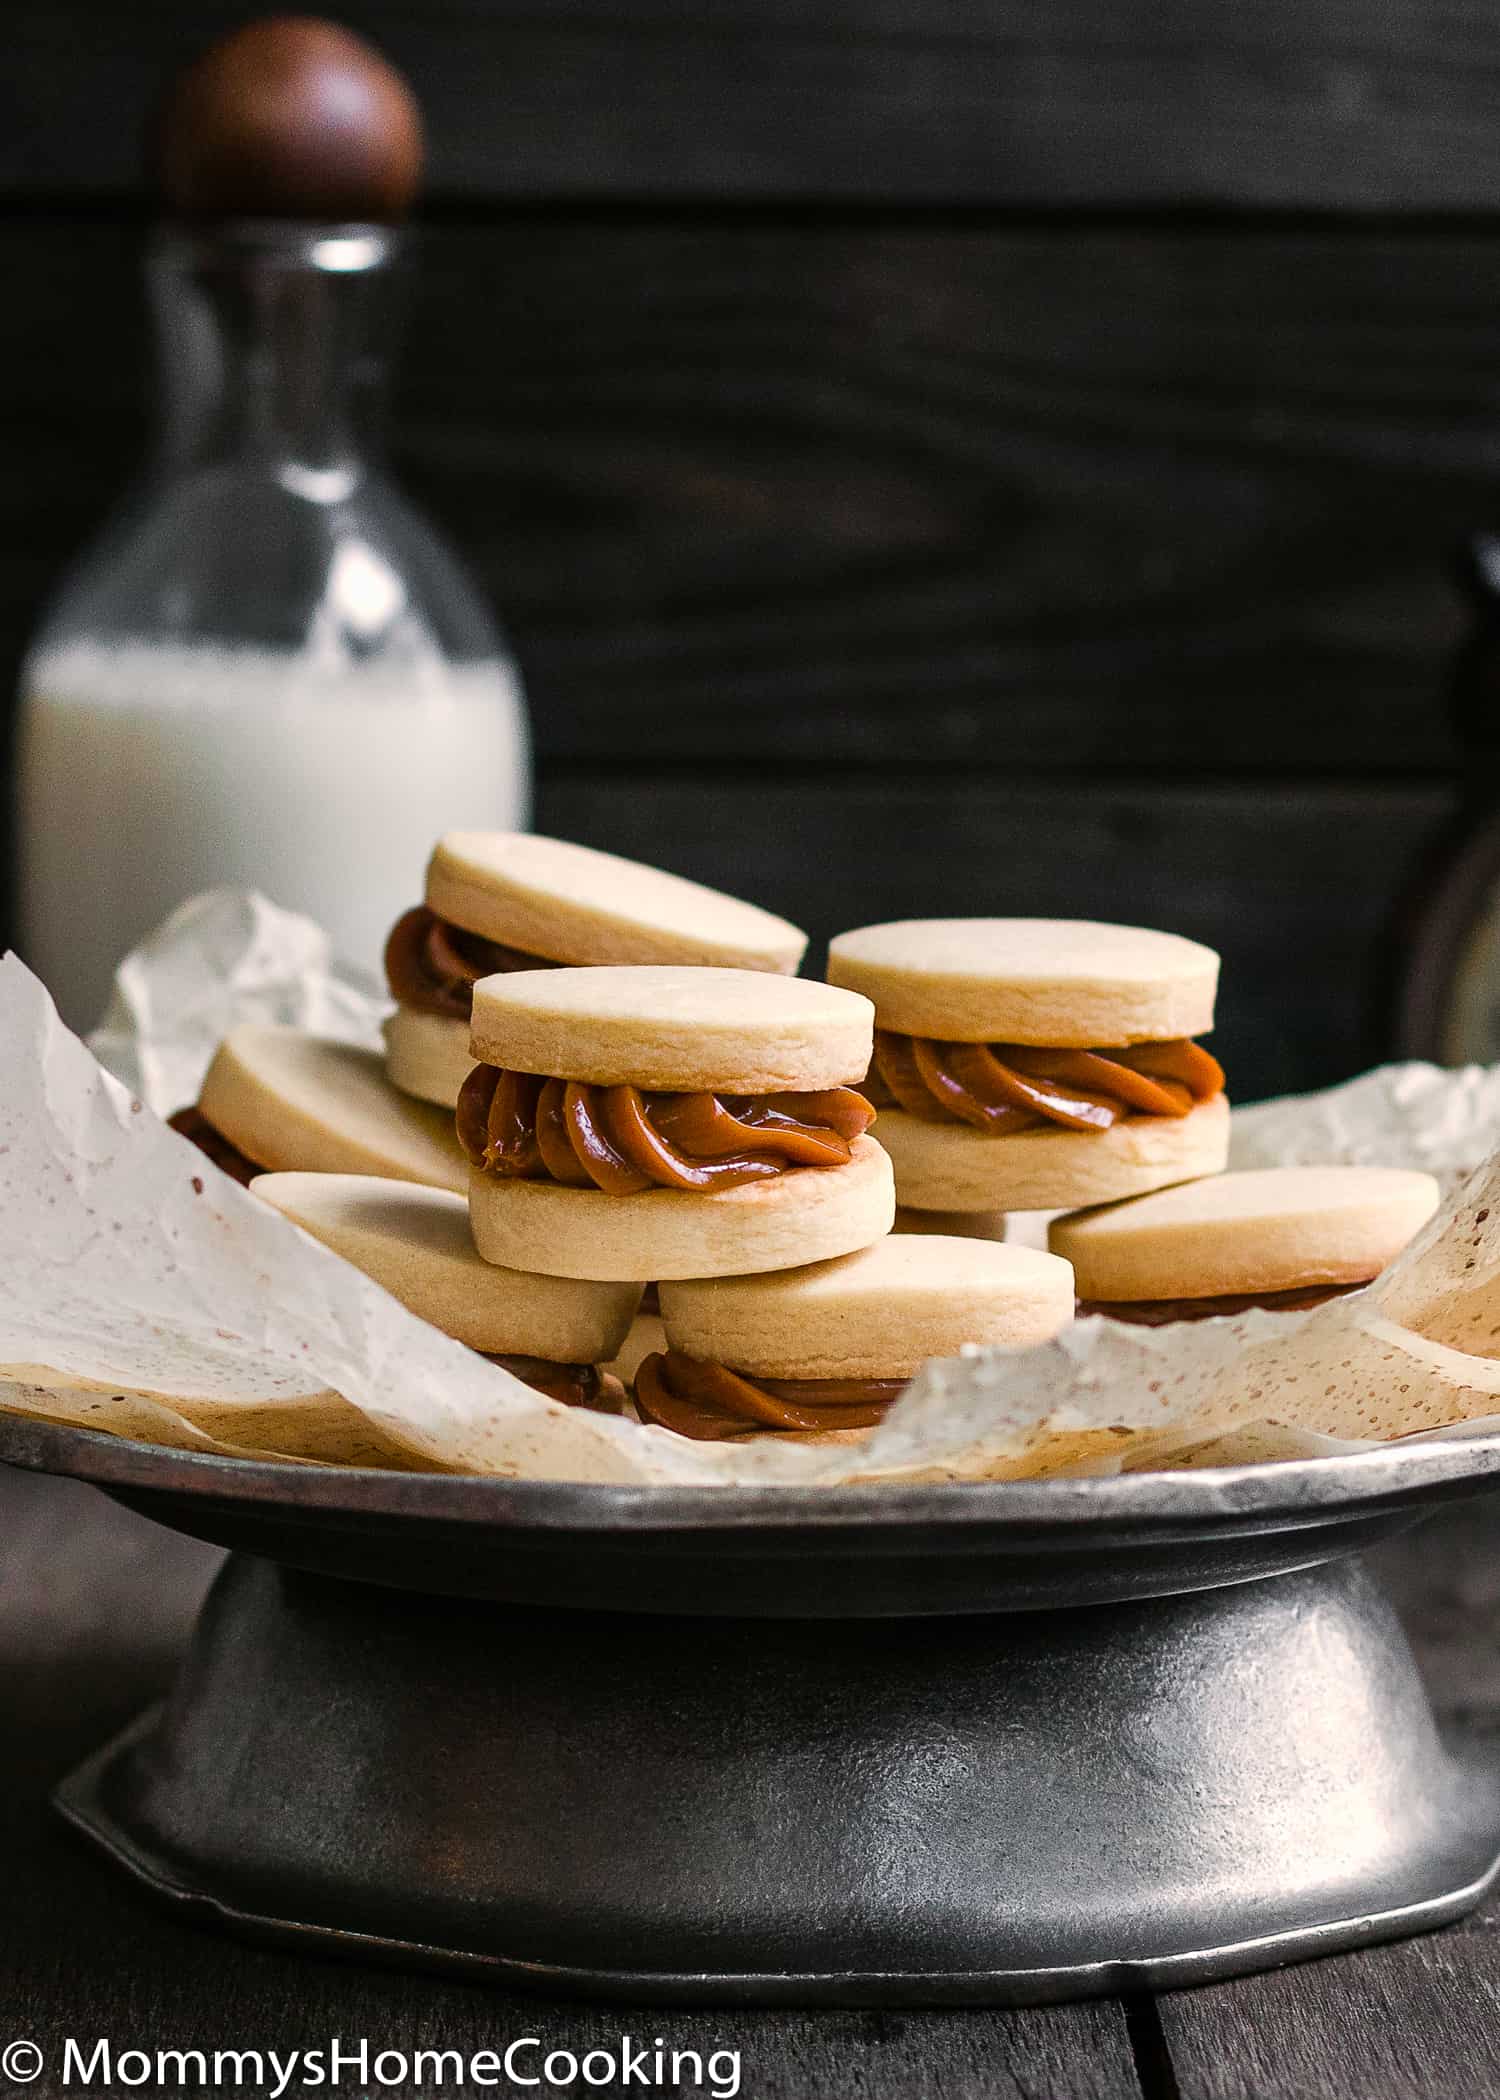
top-left (7, 2), bottom-right (1500, 1098)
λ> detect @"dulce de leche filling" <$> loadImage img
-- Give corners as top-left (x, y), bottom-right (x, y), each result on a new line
top-left (457, 1063), bottom-right (874, 1194)
top-left (168, 1106), bottom-right (261, 1186)
top-left (487, 1355), bottom-right (626, 1412)
top-left (385, 905), bottom-right (557, 1020)
top-left (636, 1348), bottom-right (902, 1440)
top-left (864, 1031), bottom-right (1224, 1133)
top-left (1081, 1283), bottom-right (1358, 1326)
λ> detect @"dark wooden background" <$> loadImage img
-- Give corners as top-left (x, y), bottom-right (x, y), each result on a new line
top-left (9, 1), bottom-right (1500, 1099)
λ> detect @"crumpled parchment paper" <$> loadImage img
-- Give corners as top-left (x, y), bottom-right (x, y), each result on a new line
top-left (4, 890), bottom-right (1500, 1482)
top-left (89, 888), bottom-right (386, 1116)
top-left (1230, 1060), bottom-right (1500, 1186)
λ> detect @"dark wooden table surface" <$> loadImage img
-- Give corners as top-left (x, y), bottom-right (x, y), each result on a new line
top-left (4, 1467), bottom-right (1500, 2099)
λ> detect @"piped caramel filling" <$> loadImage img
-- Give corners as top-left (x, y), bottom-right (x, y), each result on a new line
top-left (168, 1106), bottom-right (261, 1187)
top-left (457, 1063), bottom-right (875, 1194)
top-left (385, 904), bottom-right (557, 1019)
top-left (864, 1032), bottom-right (1224, 1133)
top-left (1080, 1283), bottom-right (1359, 1326)
top-left (635, 1349), bottom-right (902, 1440)
top-left (486, 1355), bottom-right (627, 1412)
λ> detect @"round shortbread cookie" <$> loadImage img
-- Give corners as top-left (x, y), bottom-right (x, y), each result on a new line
top-left (1050, 1165), bottom-right (1440, 1302)
top-left (894, 1205), bottom-right (1008, 1242)
top-left (827, 919), bottom-right (1219, 1045)
top-left (468, 1134), bottom-right (894, 1281)
top-left (199, 1027), bottom-right (467, 1193)
top-left (469, 966), bottom-right (874, 1092)
top-left (428, 831), bottom-right (806, 974)
top-left (252, 1173), bottom-right (640, 1358)
top-left (383, 1006), bottom-right (475, 1109)
top-left (874, 1092), bottom-right (1229, 1213)
top-left (660, 1234), bottom-right (1074, 1380)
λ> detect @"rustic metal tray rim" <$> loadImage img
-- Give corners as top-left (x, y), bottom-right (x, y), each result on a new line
top-left (5, 1408), bottom-right (1500, 1536)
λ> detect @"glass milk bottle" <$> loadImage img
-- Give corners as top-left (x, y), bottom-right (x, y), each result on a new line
top-left (16, 25), bottom-right (529, 1030)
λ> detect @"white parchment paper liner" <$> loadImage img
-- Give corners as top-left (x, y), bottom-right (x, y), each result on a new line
top-left (88, 888), bottom-right (387, 1116)
top-left (1231, 1060), bottom-right (1500, 1187)
top-left (5, 890), bottom-right (1500, 1482)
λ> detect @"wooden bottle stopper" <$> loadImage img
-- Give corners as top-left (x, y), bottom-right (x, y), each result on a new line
top-left (152, 15), bottom-right (424, 223)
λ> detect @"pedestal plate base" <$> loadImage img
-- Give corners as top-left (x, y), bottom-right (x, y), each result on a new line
top-left (56, 1551), bottom-right (1500, 2006)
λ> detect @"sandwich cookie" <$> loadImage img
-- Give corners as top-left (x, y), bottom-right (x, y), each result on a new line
top-left (253, 1172), bottom-right (640, 1411)
top-left (384, 832), bottom-right (808, 1109)
top-left (460, 966), bottom-right (893, 1280)
top-left (1051, 1165), bottom-right (1440, 1323)
top-left (637, 1235), bottom-right (1075, 1442)
top-left (829, 919), bottom-right (1228, 1212)
top-left (174, 1026), bottom-right (467, 1194)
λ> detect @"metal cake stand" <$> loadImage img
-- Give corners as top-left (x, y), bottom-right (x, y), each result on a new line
top-left (5, 1410), bottom-right (1500, 2006)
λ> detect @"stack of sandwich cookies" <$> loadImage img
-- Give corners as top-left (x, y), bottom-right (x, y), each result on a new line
top-left (460, 965), bottom-right (893, 1280)
top-left (636, 1235), bottom-right (1076, 1442)
top-left (385, 831), bottom-right (807, 1110)
top-left (1051, 1166), bottom-right (1440, 1323)
top-left (828, 919), bottom-right (1228, 1213)
top-left (173, 1026), bottom-right (467, 1194)
top-left (253, 1173), bottom-right (640, 1411)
